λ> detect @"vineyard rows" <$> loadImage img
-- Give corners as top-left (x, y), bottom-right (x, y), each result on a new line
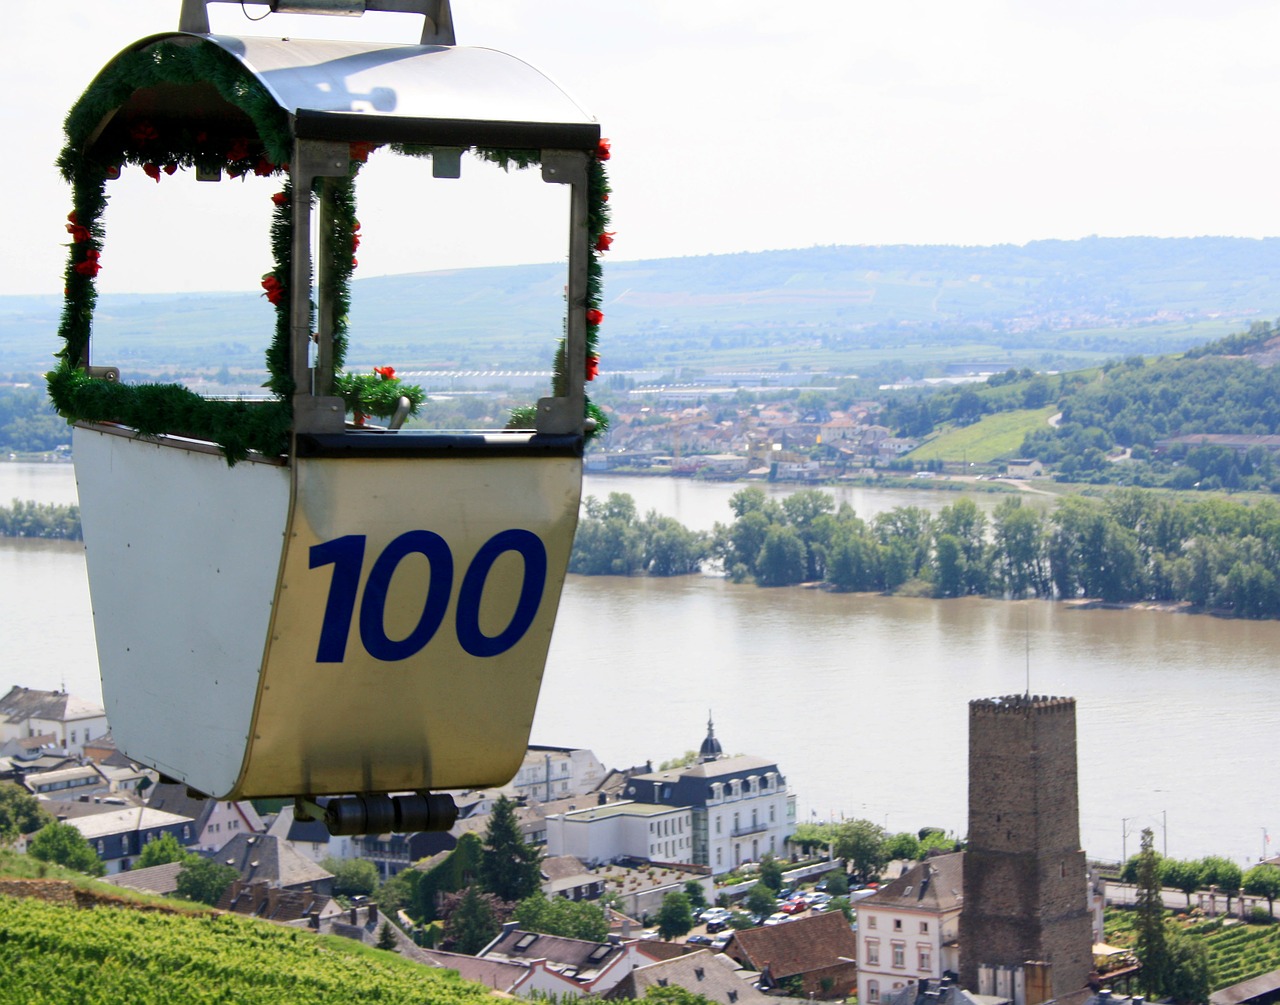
top-left (1106, 909), bottom-right (1280, 992)
top-left (0, 894), bottom-right (499, 1004)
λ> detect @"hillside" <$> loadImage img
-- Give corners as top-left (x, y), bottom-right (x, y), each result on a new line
top-left (7, 236), bottom-right (1280, 378)
top-left (0, 880), bottom-right (495, 1005)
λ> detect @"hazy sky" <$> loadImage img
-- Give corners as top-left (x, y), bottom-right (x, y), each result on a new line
top-left (6, 0), bottom-right (1280, 296)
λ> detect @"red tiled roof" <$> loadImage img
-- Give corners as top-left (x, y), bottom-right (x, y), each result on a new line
top-left (725, 911), bottom-right (857, 979)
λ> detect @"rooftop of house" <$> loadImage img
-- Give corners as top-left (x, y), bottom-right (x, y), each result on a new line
top-left (66, 806), bottom-right (194, 841)
top-left (607, 948), bottom-right (774, 1005)
top-left (861, 852), bottom-right (965, 913)
top-left (106, 860), bottom-right (187, 896)
top-left (630, 754), bottom-right (779, 785)
top-left (724, 910), bottom-right (858, 979)
top-left (0, 686), bottom-right (105, 724)
top-left (213, 833), bottom-right (334, 889)
top-left (557, 800), bottom-right (682, 822)
top-left (481, 925), bottom-right (628, 983)
top-left (221, 879), bottom-right (340, 923)
top-left (417, 947), bottom-right (532, 992)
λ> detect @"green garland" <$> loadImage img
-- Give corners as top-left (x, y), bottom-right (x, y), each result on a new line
top-left (49, 38), bottom-right (612, 462)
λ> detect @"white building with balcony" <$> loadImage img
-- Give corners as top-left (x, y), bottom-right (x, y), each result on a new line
top-left (621, 717), bottom-right (795, 875)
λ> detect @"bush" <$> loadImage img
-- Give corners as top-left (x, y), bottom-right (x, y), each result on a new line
top-left (1249, 907), bottom-right (1275, 925)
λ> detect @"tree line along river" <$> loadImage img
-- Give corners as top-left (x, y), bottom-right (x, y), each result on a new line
top-left (2, 464), bottom-right (1277, 869)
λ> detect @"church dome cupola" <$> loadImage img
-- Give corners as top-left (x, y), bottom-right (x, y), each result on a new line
top-left (698, 712), bottom-right (723, 763)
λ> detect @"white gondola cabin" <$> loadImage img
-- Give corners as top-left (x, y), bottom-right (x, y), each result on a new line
top-left (54, 0), bottom-right (609, 832)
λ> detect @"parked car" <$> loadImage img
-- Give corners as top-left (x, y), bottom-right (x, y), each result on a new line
top-left (705, 920), bottom-right (727, 933)
top-left (687, 934), bottom-right (713, 946)
top-left (780, 899), bottom-right (808, 915)
top-left (763, 912), bottom-right (790, 926)
top-left (711, 933), bottom-right (732, 950)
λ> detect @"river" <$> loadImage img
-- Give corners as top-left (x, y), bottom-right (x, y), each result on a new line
top-left (2, 462), bottom-right (1275, 869)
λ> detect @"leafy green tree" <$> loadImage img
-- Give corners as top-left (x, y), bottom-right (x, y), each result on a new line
top-left (758, 853), bottom-right (784, 893)
top-left (745, 882), bottom-right (776, 919)
top-left (326, 857), bottom-right (381, 898)
top-left (0, 782), bottom-right (52, 843)
top-left (376, 919), bottom-right (400, 950)
top-left (684, 879), bottom-right (708, 913)
top-left (755, 524), bottom-right (807, 586)
top-left (832, 819), bottom-right (889, 881)
top-left (1200, 856), bottom-right (1243, 913)
top-left (1164, 929), bottom-right (1211, 1005)
top-left (824, 871), bottom-right (849, 896)
top-left (885, 832), bottom-right (921, 861)
top-left (136, 831), bottom-right (194, 869)
top-left (655, 891), bottom-right (694, 940)
top-left (28, 822), bottom-right (105, 876)
top-left (1161, 858), bottom-right (1203, 909)
top-left (1243, 863), bottom-right (1280, 914)
top-left (514, 893), bottom-right (609, 941)
top-left (443, 886), bottom-right (503, 955)
top-left (642, 513), bottom-right (709, 576)
top-left (479, 796), bottom-right (541, 903)
top-left (570, 493), bottom-right (646, 575)
top-left (1135, 828), bottom-right (1170, 999)
top-left (176, 857), bottom-right (240, 905)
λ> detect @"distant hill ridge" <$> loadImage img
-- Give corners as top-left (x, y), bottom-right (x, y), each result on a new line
top-left (5, 236), bottom-right (1280, 374)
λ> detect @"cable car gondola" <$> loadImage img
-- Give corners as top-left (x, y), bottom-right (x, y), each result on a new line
top-left (52, 0), bottom-right (610, 834)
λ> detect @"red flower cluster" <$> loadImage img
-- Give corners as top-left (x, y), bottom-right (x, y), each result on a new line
top-left (261, 273), bottom-right (285, 306)
top-left (130, 122), bottom-right (159, 146)
top-left (226, 138), bottom-right (251, 163)
top-left (373, 365), bottom-right (395, 379)
top-left (596, 137), bottom-right (611, 161)
top-left (595, 231), bottom-right (615, 253)
top-left (65, 212), bottom-right (91, 244)
top-left (74, 249), bottom-right (102, 277)
top-left (253, 157), bottom-right (276, 177)
top-left (586, 308), bottom-right (604, 326)
top-left (586, 354), bottom-right (600, 381)
top-left (351, 221), bottom-right (362, 267)
top-left (143, 163), bottom-right (161, 183)
top-left (272, 191), bottom-right (289, 207)
top-left (164, 162), bottom-right (178, 176)
top-left (349, 141), bottom-right (377, 163)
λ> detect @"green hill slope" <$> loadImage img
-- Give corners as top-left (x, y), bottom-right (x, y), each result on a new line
top-left (0, 891), bottom-right (495, 1005)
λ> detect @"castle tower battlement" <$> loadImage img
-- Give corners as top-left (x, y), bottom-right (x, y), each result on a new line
top-left (961, 694), bottom-right (1092, 1004)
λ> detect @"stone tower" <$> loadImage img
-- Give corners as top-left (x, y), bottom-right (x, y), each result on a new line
top-left (960, 695), bottom-right (1093, 1005)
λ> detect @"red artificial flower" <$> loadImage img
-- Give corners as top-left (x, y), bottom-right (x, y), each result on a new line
top-left (596, 137), bottom-right (611, 161)
top-left (373, 366), bottom-right (396, 379)
top-left (271, 191), bottom-right (289, 207)
top-left (586, 308), bottom-right (604, 326)
top-left (74, 249), bottom-right (102, 277)
top-left (586, 354), bottom-right (600, 381)
top-left (130, 122), bottom-right (159, 145)
top-left (226, 138), bottom-right (251, 163)
top-left (351, 257), bottom-right (359, 268)
top-left (349, 141), bottom-right (377, 163)
top-left (105, 165), bottom-right (121, 180)
top-left (254, 157), bottom-right (275, 177)
top-left (66, 210), bottom-right (91, 244)
top-left (142, 163), bottom-right (161, 183)
top-left (594, 231), bottom-right (615, 253)
top-left (261, 274), bottom-right (285, 305)
top-left (163, 162), bottom-right (178, 176)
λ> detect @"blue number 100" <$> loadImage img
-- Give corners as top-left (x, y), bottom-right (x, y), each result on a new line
top-left (309, 529), bottom-right (547, 663)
